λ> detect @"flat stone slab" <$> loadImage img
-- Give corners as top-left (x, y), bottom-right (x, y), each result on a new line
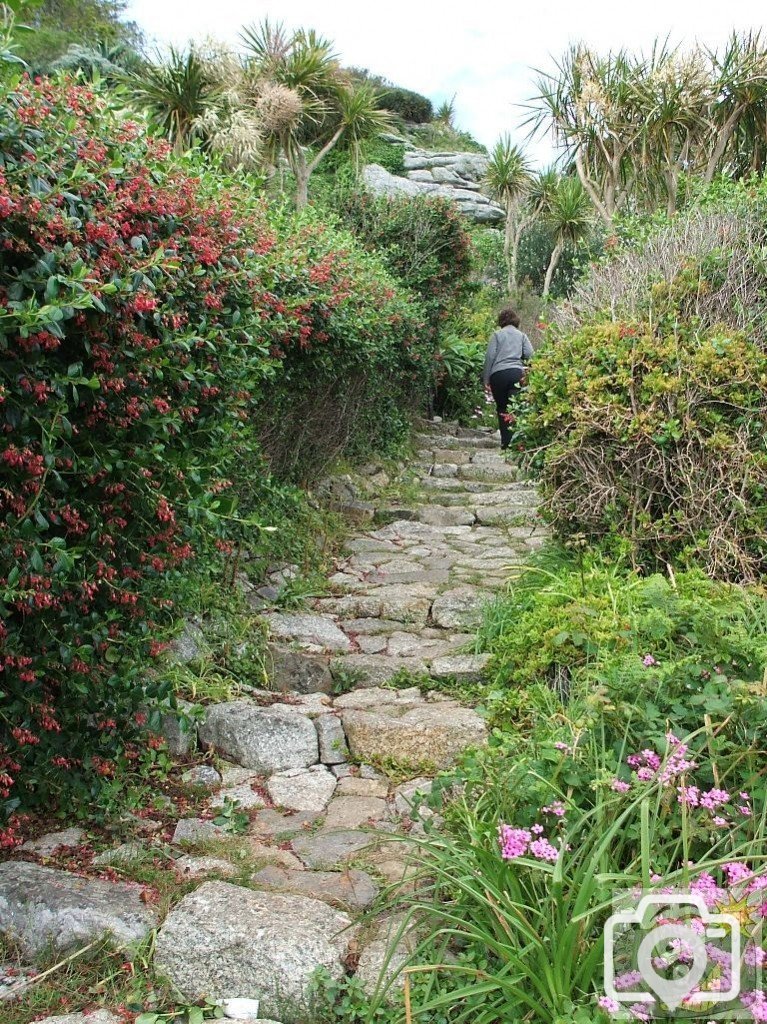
top-left (333, 686), bottom-right (424, 711)
top-left (336, 777), bottom-right (389, 798)
top-left (252, 866), bottom-right (378, 911)
top-left (172, 818), bottom-right (227, 845)
top-left (430, 587), bottom-right (491, 629)
top-left (430, 653), bottom-right (492, 682)
top-left (154, 882), bottom-right (356, 1019)
top-left (174, 855), bottom-right (238, 879)
top-left (417, 506), bottom-right (475, 526)
top-left (0, 862), bottom-right (158, 959)
top-left (458, 463), bottom-right (517, 482)
top-left (291, 830), bottom-right (375, 869)
top-left (267, 765), bottom-right (337, 812)
top-left (330, 654), bottom-right (429, 688)
top-left (341, 702), bottom-right (487, 771)
top-left (249, 808), bottom-right (320, 842)
top-left (323, 796), bottom-right (389, 829)
top-left (210, 782), bottom-right (268, 811)
top-left (199, 701), bottom-right (318, 772)
top-left (20, 828), bottom-right (85, 856)
top-left (266, 644), bottom-right (333, 694)
top-left (263, 613), bottom-right (352, 653)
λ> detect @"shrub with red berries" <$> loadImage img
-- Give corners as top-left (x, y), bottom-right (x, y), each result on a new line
top-left (0, 78), bottom-right (425, 815)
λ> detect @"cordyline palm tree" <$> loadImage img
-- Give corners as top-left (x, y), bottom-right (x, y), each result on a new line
top-left (130, 46), bottom-right (218, 153)
top-left (241, 20), bottom-right (393, 206)
top-left (527, 44), bottom-right (644, 227)
top-left (529, 34), bottom-right (767, 224)
top-left (542, 176), bottom-right (592, 296)
top-left (484, 136), bottom-right (534, 293)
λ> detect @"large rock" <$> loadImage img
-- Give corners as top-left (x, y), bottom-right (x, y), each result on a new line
top-left (199, 702), bottom-right (318, 772)
top-left (362, 162), bottom-right (504, 224)
top-left (266, 645), bottom-right (333, 694)
top-left (263, 613), bottom-right (352, 654)
top-left (154, 882), bottom-right (356, 1021)
top-left (341, 700), bottom-right (486, 771)
top-left (266, 765), bottom-right (337, 812)
top-left (0, 862), bottom-right (158, 959)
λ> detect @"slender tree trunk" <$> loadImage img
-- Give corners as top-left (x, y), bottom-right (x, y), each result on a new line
top-left (503, 202), bottom-right (515, 293)
top-left (292, 149), bottom-right (310, 208)
top-left (543, 240), bottom-right (565, 297)
top-left (292, 125), bottom-right (346, 208)
top-left (704, 105), bottom-right (743, 182)
top-left (574, 149), bottom-right (611, 227)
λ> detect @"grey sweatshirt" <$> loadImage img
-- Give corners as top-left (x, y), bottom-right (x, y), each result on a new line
top-left (483, 326), bottom-right (533, 384)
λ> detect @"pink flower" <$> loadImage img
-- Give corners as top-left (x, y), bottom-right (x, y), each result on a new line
top-left (642, 654), bottom-right (657, 667)
top-left (498, 824), bottom-right (531, 860)
top-left (529, 837), bottom-right (559, 862)
top-left (724, 862), bottom-right (754, 885)
top-left (612, 778), bottom-right (631, 793)
top-left (542, 800), bottom-right (566, 817)
top-left (598, 996), bottom-right (620, 1014)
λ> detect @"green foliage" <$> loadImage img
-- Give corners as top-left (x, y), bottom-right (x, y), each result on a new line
top-left (394, 745), bottom-right (767, 1024)
top-left (433, 287), bottom-right (498, 422)
top-left (517, 219), bottom-right (580, 296)
top-left (16, 0), bottom-right (142, 70)
top-left (331, 187), bottom-right (472, 341)
top-left (347, 67), bottom-right (433, 123)
top-left (516, 308), bottom-right (767, 578)
top-left (475, 548), bottom-right (767, 757)
top-left (383, 86), bottom-right (433, 123)
top-left (409, 120), bottom-right (486, 154)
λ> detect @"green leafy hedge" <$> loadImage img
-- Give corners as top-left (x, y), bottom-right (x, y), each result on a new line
top-left (517, 304), bottom-right (767, 579)
top-left (0, 77), bottom-right (425, 816)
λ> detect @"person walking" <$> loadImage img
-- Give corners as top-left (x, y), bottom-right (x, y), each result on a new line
top-left (482, 308), bottom-right (533, 450)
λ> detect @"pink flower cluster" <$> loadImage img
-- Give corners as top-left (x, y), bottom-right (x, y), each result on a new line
top-left (626, 732), bottom-right (697, 783)
top-left (498, 824), bottom-right (559, 863)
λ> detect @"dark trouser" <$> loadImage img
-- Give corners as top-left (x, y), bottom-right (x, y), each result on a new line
top-left (489, 367), bottom-right (525, 450)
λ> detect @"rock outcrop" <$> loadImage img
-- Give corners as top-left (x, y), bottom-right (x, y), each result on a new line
top-left (363, 148), bottom-right (504, 223)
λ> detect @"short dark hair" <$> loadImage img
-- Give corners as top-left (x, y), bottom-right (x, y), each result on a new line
top-left (498, 308), bottom-right (520, 328)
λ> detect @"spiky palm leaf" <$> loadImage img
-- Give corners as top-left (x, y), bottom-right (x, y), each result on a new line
top-left (131, 47), bottom-right (218, 150)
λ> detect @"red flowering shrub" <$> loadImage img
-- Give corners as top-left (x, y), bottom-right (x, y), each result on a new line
top-left (0, 78), bottom-right (426, 815)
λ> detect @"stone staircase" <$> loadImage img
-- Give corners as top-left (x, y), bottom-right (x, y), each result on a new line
top-left (0, 420), bottom-right (547, 1024)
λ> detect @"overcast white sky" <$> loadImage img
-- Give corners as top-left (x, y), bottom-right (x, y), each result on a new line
top-left (125, 0), bottom-right (767, 165)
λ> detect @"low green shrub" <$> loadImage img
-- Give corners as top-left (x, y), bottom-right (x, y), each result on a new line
top-left (476, 549), bottom-right (767, 756)
top-left (516, 310), bottom-right (767, 579)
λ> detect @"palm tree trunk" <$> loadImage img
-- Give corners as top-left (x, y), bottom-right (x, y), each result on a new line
top-left (503, 203), bottom-right (514, 293)
top-left (543, 240), bottom-right (565, 297)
